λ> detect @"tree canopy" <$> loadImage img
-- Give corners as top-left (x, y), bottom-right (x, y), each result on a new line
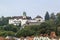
top-left (45, 11), bottom-right (50, 21)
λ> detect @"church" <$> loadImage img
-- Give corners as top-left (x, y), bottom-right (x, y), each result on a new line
top-left (9, 12), bottom-right (44, 28)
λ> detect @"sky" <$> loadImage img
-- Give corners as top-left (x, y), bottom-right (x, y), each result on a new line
top-left (0, 0), bottom-right (60, 18)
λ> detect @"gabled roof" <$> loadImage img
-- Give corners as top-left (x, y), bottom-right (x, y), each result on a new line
top-left (35, 15), bottom-right (42, 18)
top-left (10, 16), bottom-right (32, 20)
top-left (11, 16), bottom-right (23, 19)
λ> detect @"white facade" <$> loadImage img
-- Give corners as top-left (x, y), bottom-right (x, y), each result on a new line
top-left (33, 36), bottom-right (51, 40)
top-left (9, 19), bottom-right (28, 26)
top-left (35, 18), bottom-right (44, 22)
top-left (9, 15), bottom-right (44, 26)
top-left (9, 19), bottom-right (22, 25)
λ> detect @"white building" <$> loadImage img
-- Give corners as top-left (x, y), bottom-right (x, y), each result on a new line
top-left (9, 12), bottom-right (44, 27)
top-left (33, 36), bottom-right (51, 40)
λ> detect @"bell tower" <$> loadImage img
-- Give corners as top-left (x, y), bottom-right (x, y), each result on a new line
top-left (23, 11), bottom-right (26, 18)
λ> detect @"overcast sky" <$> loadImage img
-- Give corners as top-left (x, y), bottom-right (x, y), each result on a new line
top-left (0, 0), bottom-right (60, 18)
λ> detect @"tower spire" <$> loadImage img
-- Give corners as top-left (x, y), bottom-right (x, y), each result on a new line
top-left (23, 11), bottom-right (27, 18)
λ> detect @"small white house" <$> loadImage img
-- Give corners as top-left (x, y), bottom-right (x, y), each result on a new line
top-left (39, 36), bottom-right (44, 40)
top-left (33, 36), bottom-right (39, 40)
top-left (43, 37), bottom-right (51, 40)
top-left (33, 36), bottom-right (51, 40)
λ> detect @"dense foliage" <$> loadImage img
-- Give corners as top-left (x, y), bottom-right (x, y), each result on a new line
top-left (0, 12), bottom-right (60, 37)
top-left (45, 11), bottom-right (50, 21)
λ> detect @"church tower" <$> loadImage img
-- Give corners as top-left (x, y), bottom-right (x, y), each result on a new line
top-left (23, 11), bottom-right (27, 18)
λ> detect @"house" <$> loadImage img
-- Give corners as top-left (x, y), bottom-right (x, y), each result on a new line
top-left (5, 36), bottom-right (15, 40)
top-left (26, 15), bottom-right (43, 26)
top-left (33, 36), bottom-right (39, 40)
top-left (28, 36), bottom-right (34, 40)
top-left (9, 12), bottom-right (44, 28)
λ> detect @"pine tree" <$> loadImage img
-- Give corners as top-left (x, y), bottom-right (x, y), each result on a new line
top-left (45, 11), bottom-right (50, 21)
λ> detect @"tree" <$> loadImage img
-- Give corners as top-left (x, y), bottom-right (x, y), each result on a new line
top-left (40, 22), bottom-right (51, 34)
top-left (0, 26), bottom-right (4, 30)
top-left (4, 24), bottom-right (18, 32)
top-left (0, 31), bottom-right (15, 37)
top-left (50, 13), bottom-right (56, 20)
top-left (55, 13), bottom-right (60, 35)
top-left (45, 11), bottom-right (50, 21)
top-left (46, 20), bottom-right (56, 31)
top-left (56, 13), bottom-right (60, 23)
top-left (0, 16), bottom-right (11, 26)
top-left (25, 25), bottom-right (41, 36)
top-left (16, 29), bottom-right (35, 37)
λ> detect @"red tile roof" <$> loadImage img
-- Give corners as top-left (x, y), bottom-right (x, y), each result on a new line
top-left (0, 37), bottom-right (5, 40)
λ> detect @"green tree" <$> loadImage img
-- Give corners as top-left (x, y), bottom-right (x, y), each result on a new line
top-left (25, 25), bottom-right (41, 36)
top-left (56, 13), bottom-right (60, 25)
top-left (40, 22), bottom-right (51, 34)
top-left (0, 16), bottom-right (11, 26)
top-left (46, 20), bottom-right (56, 31)
top-left (55, 13), bottom-right (60, 35)
top-left (0, 26), bottom-right (4, 30)
top-left (45, 11), bottom-right (50, 21)
top-left (4, 24), bottom-right (18, 32)
top-left (0, 31), bottom-right (15, 37)
top-left (50, 13), bottom-right (56, 20)
top-left (16, 29), bottom-right (35, 37)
